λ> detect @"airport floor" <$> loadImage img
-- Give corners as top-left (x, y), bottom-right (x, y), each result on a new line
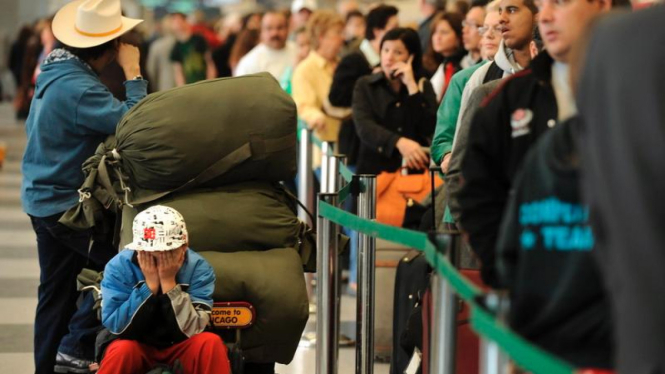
top-left (0, 103), bottom-right (391, 374)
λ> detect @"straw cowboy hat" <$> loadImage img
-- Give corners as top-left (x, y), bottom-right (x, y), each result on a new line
top-left (53, 0), bottom-right (143, 49)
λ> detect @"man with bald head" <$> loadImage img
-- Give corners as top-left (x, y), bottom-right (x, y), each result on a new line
top-left (234, 11), bottom-right (296, 79)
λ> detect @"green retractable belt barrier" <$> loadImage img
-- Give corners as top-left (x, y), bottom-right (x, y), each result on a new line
top-left (298, 119), bottom-right (324, 150)
top-left (310, 125), bottom-right (577, 374)
top-left (471, 307), bottom-right (576, 374)
top-left (317, 199), bottom-right (576, 374)
top-left (337, 184), bottom-right (352, 205)
top-left (339, 163), bottom-right (354, 184)
top-left (318, 201), bottom-right (481, 302)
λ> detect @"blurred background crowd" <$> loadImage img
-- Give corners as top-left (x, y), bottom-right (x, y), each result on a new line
top-left (0, 0), bottom-right (471, 116)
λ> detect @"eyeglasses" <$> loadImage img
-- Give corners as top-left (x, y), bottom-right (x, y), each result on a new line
top-left (478, 25), bottom-right (503, 35)
top-left (462, 20), bottom-right (482, 31)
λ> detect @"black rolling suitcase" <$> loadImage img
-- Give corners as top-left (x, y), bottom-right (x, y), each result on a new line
top-left (390, 166), bottom-right (439, 374)
top-left (390, 250), bottom-right (431, 374)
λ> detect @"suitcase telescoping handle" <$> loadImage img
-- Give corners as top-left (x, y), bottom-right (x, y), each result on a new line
top-left (430, 164), bottom-right (441, 233)
top-left (400, 147), bottom-right (439, 232)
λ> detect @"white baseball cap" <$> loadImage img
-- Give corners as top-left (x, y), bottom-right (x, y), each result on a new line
top-left (291, 0), bottom-right (318, 13)
top-left (52, 0), bottom-right (143, 49)
top-left (126, 205), bottom-right (188, 252)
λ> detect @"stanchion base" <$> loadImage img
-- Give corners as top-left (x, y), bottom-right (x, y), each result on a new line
top-left (298, 332), bottom-right (356, 348)
top-left (299, 331), bottom-right (316, 348)
top-left (339, 334), bottom-right (355, 347)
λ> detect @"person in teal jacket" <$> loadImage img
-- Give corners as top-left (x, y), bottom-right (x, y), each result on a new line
top-left (431, 2), bottom-right (502, 230)
top-left (430, 62), bottom-right (486, 166)
top-left (430, 0), bottom-right (502, 169)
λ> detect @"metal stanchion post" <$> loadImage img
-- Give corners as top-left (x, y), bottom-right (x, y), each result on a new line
top-left (329, 154), bottom-right (340, 193)
top-left (329, 151), bottom-right (342, 192)
top-left (480, 339), bottom-right (508, 374)
top-left (298, 127), bottom-right (314, 225)
top-left (334, 154), bottom-right (348, 190)
top-left (480, 293), bottom-right (509, 374)
top-left (298, 127), bottom-right (317, 318)
top-left (355, 175), bottom-right (377, 374)
top-left (430, 273), bottom-right (457, 374)
top-left (316, 192), bottom-right (340, 374)
top-left (430, 235), bottom-right (458, 374)
top-left (328, 155), bottom-right (354, 349)
top-left (320, 142), bottom-right (333, 193)
top-left (332, 154), bottom-right (356, 348)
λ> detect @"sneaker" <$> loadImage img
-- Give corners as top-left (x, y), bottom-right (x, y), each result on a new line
top-left (54, 352), bottom-right (95, 373)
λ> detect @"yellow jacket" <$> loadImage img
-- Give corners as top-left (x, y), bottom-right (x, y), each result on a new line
top-left (292, 51), bottom-right (351, 142)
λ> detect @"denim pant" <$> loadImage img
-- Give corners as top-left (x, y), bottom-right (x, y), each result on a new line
top-left (29, 213), bottom-right (116, 374)
top-left (341, 165), bottom-right (358, 287)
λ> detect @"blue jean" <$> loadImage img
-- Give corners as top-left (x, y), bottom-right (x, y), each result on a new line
top-left (345, 228), bottom-right (359, 286)
top-left (342, 165), bottom-right (358, 286)
top-left (29, 214), bottom-right (116, 374)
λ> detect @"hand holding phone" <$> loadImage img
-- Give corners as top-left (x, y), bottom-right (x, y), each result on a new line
top-left (391, 55), bottom-right (418, 94)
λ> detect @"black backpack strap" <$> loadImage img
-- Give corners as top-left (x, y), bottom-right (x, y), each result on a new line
top-left (483, 61), bottom-right (504, 84)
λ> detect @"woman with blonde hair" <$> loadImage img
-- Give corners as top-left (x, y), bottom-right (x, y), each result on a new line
top-left (292, 10), bottom-right (351, 144)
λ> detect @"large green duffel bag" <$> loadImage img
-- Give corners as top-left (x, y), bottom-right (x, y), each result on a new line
top-left (113, 72), bottom-right (296, 191)
top-left (200, 248), bottom-right (309, 364)
top-left (119, 182), bottom-right (310, 255)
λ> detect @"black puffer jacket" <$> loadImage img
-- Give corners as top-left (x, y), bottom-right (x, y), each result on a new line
top-left (352, 72), bottom-right (437, 175)
top-left (496, 117), bottom-right (613, 368)
top-left (457, 52), bottom-right (558, 287)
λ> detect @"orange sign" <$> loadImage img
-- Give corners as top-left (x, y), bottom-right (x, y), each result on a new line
top-left (211, 302), bottom-right (255, 329)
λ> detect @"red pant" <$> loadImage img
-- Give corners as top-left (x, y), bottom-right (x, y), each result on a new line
top-left (97, 332), bottom-right (230, 374)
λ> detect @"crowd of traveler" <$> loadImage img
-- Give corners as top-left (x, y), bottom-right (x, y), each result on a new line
top-left (5, 0), bottom-right (665, 372)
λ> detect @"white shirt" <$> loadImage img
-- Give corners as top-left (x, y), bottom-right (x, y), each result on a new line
top-left (359, 39), bottom-right (380, 68)
top-left (551, 61), bottom-right (577, 121)
top-left (431, 64), bottom-right (446, 103)
top-left (234, 42), bottom-right (297, 80)
top-left (452, 42), bottom-right (524, 148)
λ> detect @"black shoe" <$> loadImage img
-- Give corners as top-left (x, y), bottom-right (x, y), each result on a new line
top-left (54, 352), bottom-right (94, 373)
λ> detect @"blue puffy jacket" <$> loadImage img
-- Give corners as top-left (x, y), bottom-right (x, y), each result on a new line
top-left (101, 249), bottom-right (215, 348)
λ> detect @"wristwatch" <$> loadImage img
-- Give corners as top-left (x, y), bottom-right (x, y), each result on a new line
top-left (132, 75), bottom-right (144, 81)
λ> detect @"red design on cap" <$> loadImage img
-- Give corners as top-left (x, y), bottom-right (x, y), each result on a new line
top-left (513, 109), bottom-right (525, 121)
top-left (144, 228), bottom-right (156, 240)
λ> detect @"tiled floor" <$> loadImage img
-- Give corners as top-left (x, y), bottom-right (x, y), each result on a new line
top-left (0, 103), bottom-right (391, 374)
top-left (0, 103), bottom-right (35, 374)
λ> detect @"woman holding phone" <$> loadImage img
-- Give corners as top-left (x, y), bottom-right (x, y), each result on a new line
top-left (352, 27), bottom-right (437, 175)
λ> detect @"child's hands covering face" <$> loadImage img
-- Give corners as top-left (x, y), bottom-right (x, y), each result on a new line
top-left (138, 251), bottom-right (160, 295)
